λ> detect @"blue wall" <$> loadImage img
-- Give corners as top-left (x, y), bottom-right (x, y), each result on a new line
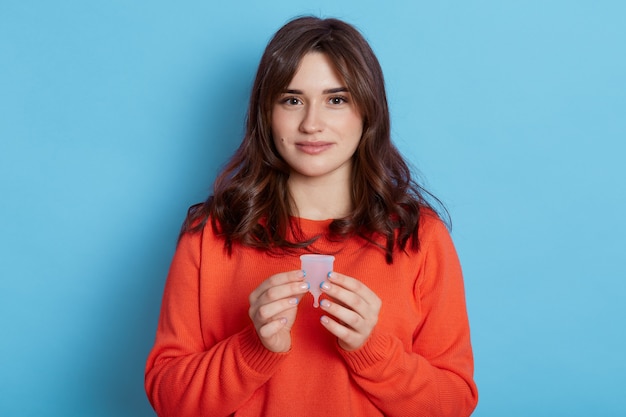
top-left (1, 1), bottom-right (624, 416)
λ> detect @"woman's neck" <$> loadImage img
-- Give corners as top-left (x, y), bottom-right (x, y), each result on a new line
top-left (287, 174), bottom-right (353, 220)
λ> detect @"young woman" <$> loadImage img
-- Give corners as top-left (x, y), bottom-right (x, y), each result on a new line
top-left (145, 16), bottom-right (478, 417)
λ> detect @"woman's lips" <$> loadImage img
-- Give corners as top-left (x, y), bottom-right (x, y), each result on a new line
top-left (295, 141), bottom-right (333, 155)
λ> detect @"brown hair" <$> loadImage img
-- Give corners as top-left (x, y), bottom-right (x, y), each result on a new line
top-left (182, 16), bottom-right (446, 263)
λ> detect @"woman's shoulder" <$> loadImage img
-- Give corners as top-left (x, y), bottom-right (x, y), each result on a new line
top-left (177, 202), bottom-right (224, 244)
top-left (415, 207), bottom-right (453, 249)
top-left (418, 206), bottom-right (447, 230)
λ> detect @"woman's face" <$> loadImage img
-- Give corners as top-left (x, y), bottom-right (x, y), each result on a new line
top-left (271, 52), bottom-right (363, 183)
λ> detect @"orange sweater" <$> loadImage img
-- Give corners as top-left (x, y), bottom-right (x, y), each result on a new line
top-left (145, 213), bottom-right (478, 416)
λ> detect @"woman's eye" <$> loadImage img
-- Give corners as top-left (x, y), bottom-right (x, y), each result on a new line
top-left (329, 96), bottom-right (347, 105)
top-left (282, 97), bottom-right (301, 105)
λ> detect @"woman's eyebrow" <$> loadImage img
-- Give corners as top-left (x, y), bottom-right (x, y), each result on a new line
top-left (323, 87), bottom-right (349, 94)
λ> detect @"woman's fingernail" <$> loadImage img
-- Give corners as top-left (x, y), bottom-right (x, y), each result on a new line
top-left (320, 316), bottom-right (329, 324)
top-left (301, 270), bottom-right (307, 278)
top-left (320, 281), bottom-right (330, 291)
top-left (300, 282), bottom-right (310, 290)
top-left (320, 299), bottom-right (330, 308)
top-left (289, 298), bottom-right (299, 305)
top-left (327, 271), bottom-right (333, 279)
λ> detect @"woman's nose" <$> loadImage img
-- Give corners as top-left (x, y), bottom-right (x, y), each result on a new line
top-left (299, 105), bottom-right (324, 133)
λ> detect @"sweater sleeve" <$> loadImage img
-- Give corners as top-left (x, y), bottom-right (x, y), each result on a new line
top-left (338, 219), bottom-right (478, 417)
top-left (144, 230), bottom-right (287, 417)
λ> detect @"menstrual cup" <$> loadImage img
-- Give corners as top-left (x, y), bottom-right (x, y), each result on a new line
top-left (300, 254), bottom-right (335, 308)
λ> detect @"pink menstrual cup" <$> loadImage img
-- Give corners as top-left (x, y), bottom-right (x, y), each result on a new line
top-left (300, 254), bottom-right (335, 308)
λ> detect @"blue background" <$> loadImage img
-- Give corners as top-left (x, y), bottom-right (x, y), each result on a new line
top-left (1, 1), bottom-right (624, 416)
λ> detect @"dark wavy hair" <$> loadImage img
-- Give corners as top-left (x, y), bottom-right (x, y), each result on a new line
top-left (182, 16), bottom-right (446, 263)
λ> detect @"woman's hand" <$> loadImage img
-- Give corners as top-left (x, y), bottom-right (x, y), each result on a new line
top-left (318, 272), bottom-right (382, 351)
top-left (248, 270), bottom-right (309, 353)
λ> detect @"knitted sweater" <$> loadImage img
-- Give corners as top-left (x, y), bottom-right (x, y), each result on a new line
top-left (145, 213), bottom-right (478, 416)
